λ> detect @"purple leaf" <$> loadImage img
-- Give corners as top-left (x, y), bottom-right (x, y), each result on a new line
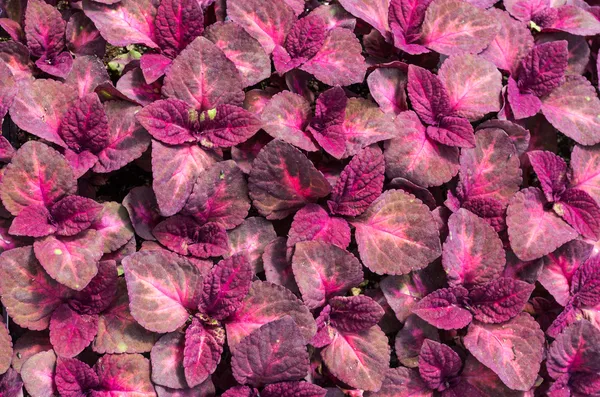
top-left (136, 99), bottom-right (197, 145)
top-left (122, 249), bottom-right (202, 333)
top-left (65, 56), bottom-right (111, 98)
top-left (442, 208), bottom-right (505, 288)
top-left (407, 65), bottom-right (451, 125)
top-left (199, 104), bottom-right (261, 149)
top-left (337, 0), bottom-right (389, 37)
top-left (507, 188), bottom-right (578, 261)
top-left (162, 37), bottom-right (244, 111)
top-left (65, 12), bottom-right (106, 57)
top-left (541, 75), bottom-right (600, 146)
top-left (328, 295), bottom-right (385, 333)
top-left (50, 195), bottom-right (103, 237)
top-left (426, 116), bottom-right (475, 148)
top-left (183, 317), bottom-right (225, 387)
top-left (321, 325), bottom-right (390, 391)
top-left (548, 5), bottom-right (600, 36)
top-left (394, 314), bottom-right (439, 368)
top-left (288, 205), bottom-right (351, 250)
top-left (183, 160), bottom-right (250, 229)
top-left (9, 205), bottom-right (55, 238)
top-left (91, 202), bottom-right (135, 254)
top-left (60, 93), bottom-right (109, 154)
top-left (366, 66), bottom-right (409, 115)
top-left (547, 320), bottom-right (600, 380)
top-left (352, 189), bottom-right (441, 275)
top-left (92, 354), bottom-right (154, 396)
top-left (413, 286), bottom-right (473, 330)
top-left (261, 381), bottom-right (327, 397)
top-left (199, 255), bottom-right (252, 320)
top-left (418, 339), bottom-right (462, 391)
top-left (153, 216), bottom-right (229, 258)
top-left (49, 304), bottom-right (98, 358)
top-left (571, 255), bottom-right (600, 307)
top-left (328, 146), bottom-right (385, 217)
top-left (116, 68), bottom-right (162, 106)
top-left (24, 0), bottom-right (65, 60)
top-left (21, 351), bottom-right (57, 397)
top-left (154, 0), bottom-right (204, 58)
top-left (123, 186), bottom-right (163, 241)
top-left (248, 140), bottom-right (331, 220)
top-left (554, 188), bottom-right (600, 240)
top-left (150, 332), bottom-right (187, 389)
top-left (570, 144), bottom-right (600, 204)
top-left (516, 41), bottom-right (568, 97)
top-left (0, 62), bottom-right (16, 120)
top-left (140, 53), bottom-right (172, 84)
top-left (225, 217), bottom-right (276, 272)
top-left (421, 0), bottom-right (499, 55)
top-left (55, 357), bottom-right (99, 397)
top-left (70, 260), bottom-right (118, 315)
top-left (292, 241), bottom-right (363, 309)
top-left (468, 277), bottom-right (534, 323)
top-left (275, 14), bottom-right (328, 73)
top-left (231, 316), bottom-right (309, 387)
top-left (389, 0), bottom-right (433, 54)
top-left (363, 367), bottom-right (432, 397)
top-left (528, 150), bottom-right (568, 202)
top-left (463, 313), bottom-right (545, 391)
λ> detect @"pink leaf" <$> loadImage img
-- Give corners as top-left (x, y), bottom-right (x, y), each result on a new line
top-left (21, 351), bottom-right (57, 397)
top-left (389, 0), bottom-right (433, 54)
top-left (547, 320), bottom-right (600, 380)
top-left (337, 0), bottom-right (390, 37)
top-left (136, 99), bottom-right (197, 145)
top-left (367, 66), bottom-right (409, 115)
top-left (407, 65), bottom-right (451, 125)
top-left (153, 216), bottom-right (229, 258)
top-left (199, 104), bottom-right (261, 149)
top-left (24, 0), bottom-right (65, 59)
top-left (154, 0), bottom-right (204, 58)
top-left (150, 332), bottom-right (187, 389)
top-left (328, 295), bottom-right (385, 333)
top-left (49, 305), bottom-right (98, 358)
top-left (554, 188), bottom-right (600, 240)
top-left (225, 217), bottom-right (276, 272)
top-left (570, 144), bottom-right (600, 204)
top-left (426, 116), bottom-right (475, 148)
top-left (418, 339), bottom-right (462, 390)
top-left (123, 186), bottom-right (163, 241)
top-left (183, 317), bottom-right (225, 387)
top-left (413, 286), bottom-right (473, 329)
top-left (9, 205), bottom-right (55, 238)
top-left (261, 381), bottom-right (327, 397)
top-left (507, 76), bottom-right (542, 120)
top-left (527, 150), bottom-right (568, 202)
top-left (51, 195), bottom-right (103, 237)
top-left (65, 12), bottom-right (106, 58)
top-left (468, 277), bottom-right (534, 323)
top-left (292, 241), bottom-right (363, 309)
top-left (92, 354), bottom-right (154, 396)
top-left (365, 367), bottom-right (432, 397)
top-left (56, 357), bottom-right (99, 397)
top-left (288, 205), bottom-right (351, 249)
top-left (517, 41), bottom-right (568, 97)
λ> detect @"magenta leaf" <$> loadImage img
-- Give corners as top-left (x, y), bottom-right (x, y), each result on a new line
top-left (70, 260), bottom-right (118, 315)
top-left (352, 189), bottom-right (441, 275)
top-left (442, 208), bottom-right (505, 288)
top-left (9, 205), bottom-right (55, 237)
top-left (263, 237), bottom-right (297, 294)
top-left (394, 314), bottom-right (439, 368)
top-left (60, 93), bottom-right (109, 154)
top-left (554, 188), bottom-right (600, 240)
top-left (463, 313), bottom-right (545, 391)
top-left (199, 254), bottom-right (252, 320)
top-left (507, 188), bottom-right (578, 261)
top-left (426, 116), bottom-right (475, 148)
top-left (0, 369), bottom-right (22, 397)
top-left (154, 0), bottom-right (204, 58)
top-left (55, 357), bottom-right (99, 397)
top-left (570, 144), bottom-right (600, 204)
top-left (94, 279), bottom-right (157, 354)
top-left (571, 256), bottom-right (600, 307)
top-left (0, 247), bottom-right (72, 330)
top-left (0, 62), bottom-right (16, 120)
top-left (227, 0), bottom-right (296, 54)
top-left (328, 146), bottom-right (384, 217)
top-left (517, 41), bottom-right (568, 97)
top-left (34, 230), bottom-right (103, 291)
top-left (204, 21), bottom-right (271, 88)
top-left (479, 8), bottom-right (534, 75)
top-left (468, 277), bottom-right (534, 323)
top-left (140, 53), bottom-right (172, 84)
top-left (407, 65), bottom-right (451, 125)
top-left (292, 241), bottom-right (363, 309)
top-left (183, 160), bottom-right (250, 229)
top-left (299, 27), bottom-right (366, 86)
top-left (438, 54), bottom-right (502, 121)
top-left (50, 195), bottom-right (103, 237)
top-left (504, 0), bottom-right (549, 21)
top-left (92, 354), bottom-right (154, 396)
top-left (91, 202), bottom-right (135, 254)
top-left (122, 249), bottom-right (202, 333)
top-left (21, 350), bottom-right (57, 397)
top-left (413, 286), bottom-right (473, 330)
top-left (385, 111), bottom-right (459, 187)
top-left (123, 186), bottom-right (163, 241)
top-left (153, 216), bottom-right (229, 258)
top-left (65, 56), bottom-right (111, 98)
top-left (199, 104), bottom-right (261, 149)
top-left (260, 91), bottom-right (316, 151)
top-left (261, 381), bottom-right (327, 397)
top-left (288, 204), bottom-right (350, 249)
top-left (364, 367), bottom-right (431, 397)
top-left (225, 281), bottom-right (316, 349)
top-left (321, 325), bottom-right (390, 391)
top-left (328, 295), bottom-right (384, 333)
top-left (231, 316), bottom-right (309, 387)
top-left (11, 331), bottom-right (53, 374)
top-left (248, 140), bottom-right (331, 219)
top-left (389, 0), bottom-right (433, 54)
top-left (162, 37), bottom-right (244, 111)
top-left (225, 217), bottom-right (276, 272)
top-left (547, 320), bottom-right (600, 381)
top-left (152, 141), bottom-right (217, 217)
top-left (337, 0), bottom-right (389, 37)
top-left (183, 317), bottom-right (225, 387)
top-left (456, 355), bottom-right (523, 397)
top-left (49, 304), bottom-right (98, 358)
top-left (421, 0), bottom-right (499, 55)
top-left (541, 75), bottom-right (600, 146)
top-left (458, 128), bottom-right (522, 206)
top-left (548, 5), bottom-right (600, 36)
top-left (275, 14), bottom-right (328, 73)
top-left (65, 12), bottom-right (106, 58)
top-left (24, 0), bottom-right (65, 60)
top-left (150, 332), bottom-right (187, 389)
top-left (82, 0), bottom-right (158, 48)
top-left (506, 76), bottom-right (542, 120)
top-left (418, 339), bottom-right (461, 391)
top-left (136, 99), bottom-right (197, 145)
top-left (367, 66), bottom-right (408, 115)
top-left (528, 150), bottom-right (568, 202)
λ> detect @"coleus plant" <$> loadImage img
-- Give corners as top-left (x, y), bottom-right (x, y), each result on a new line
top-left (0, 0), bottom-right (599, 394)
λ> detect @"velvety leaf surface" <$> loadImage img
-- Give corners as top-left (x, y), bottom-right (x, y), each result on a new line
top-left (34, 230), bottom-right (103, 291)
top-left (55, 357), bottom-right (99, 397)
top-left (337, 0), bottom-right (390, 37)
top-left (426, 116), bottom-right (475, 148)
top-left (65, 12), bottom-right (106, 58)
top-left (0, 324), bottom-right (11, 376)
top-left (389, 0), bottom-right (432, 54)
top-left (507, 188), bottom-right (578, 261)
top-left (91, 202), bottom-right (135, 254)
top-left (154, 0), bottom-right (204, 58)
top-left (9, 205), bottom-right (54, 238)
top-left (328, 146), bottom-right (385, 217)
top-left (199, 104), bottom-right (261, 149)
top-left (468, 277), bottom-right (534, 323)
top-left (364, 367), bottom-right (432, 397)
top-left (227, 0), bottom-right (296, 54)
top-left (328, 295), bottom-right (385, 332)
top-left (123, 186), bottom-right (162, 241)
top-left (60, 94), bottom-right (109, 154)
top-left (546, 320), bottom-right (600, 379)
top-left (554, 188), bottom-right (600, 240)
top-left (261, 91), bottom-right (315, 151)
top-left (570, 255), bottom-right (600, 307)
top-left (321, 325), bottom-right (390, 392)
top-left (225, 217), bottom-right (276, 272)
top-left (261, 381), bottom-right (327, 397)
top-left (231, 316), bottom-right (309, 387)
top-left (570, 144), bottom-right (600, 204)
top-left (122, 250), bottom-right (202, 333)
top-left (204, 22), bottom-right (271, 87)
top-left (225, 281), bottom-right (316, 349)
top-left (528, 150), bottom-right (568, 202)
top-left (136, 99), bottom-right (196, 145)
top-left (517, 41), bottom-right (568, 97)
top-left (421, 0), bottom-right (499, 55)
top-left (65, 56), bottom-right (111, 98)
top-left (407, 65), bottom-right (451, 125)
top-left (287, 205), bottom-right (351, 250)
top-left (263, 237), bottom-right (297, 293)
top-left (248, 140), bottom-right (331, 219)
top-left (25, 0), bottom-right (65, 59)
top-left (413, 286), bottom-right (472, 329)
top-left (153, 216), bottom-right (229, 258)
top-left (352, 189), bottom-right (441, 275)
top-left (51, 195), bottom-right (103, 237)
top-left (82, 0), bottom-right (158, 48)
top-left (49, 304), bottom-right (98, 357)
top-left (162, 37), bottom-right (244, 111)
top-left (541, 75), bottom-right (600, 146)
top-left (292, 241), bottom-right (363, 309)
top-left (418, 339), bottom-right (461, 390)
top-left (152, 141), bottom-right (217, 217)
top-left (183, 317), bottom-right (224, 387)
top-left (463, 313), bottom-right (544, 391)
top-left (394, 314), bottom-right (439, 368)
top-left (366, 67), bottom-right (408, 115)
top-left (385, 111), bottom-right (459, 187)
top-left (150, 332), bottom-right (187, 389)
top-left (0, 62), bottom-right (16, 120)
top-left (438, 54), bottom-right (502, 121)
top-left (92, 353), bottom-right (155, 396)
top-left (442, 208), bottom-right (505, 288)
top-left (21, 350), bottom-right (57, 397)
